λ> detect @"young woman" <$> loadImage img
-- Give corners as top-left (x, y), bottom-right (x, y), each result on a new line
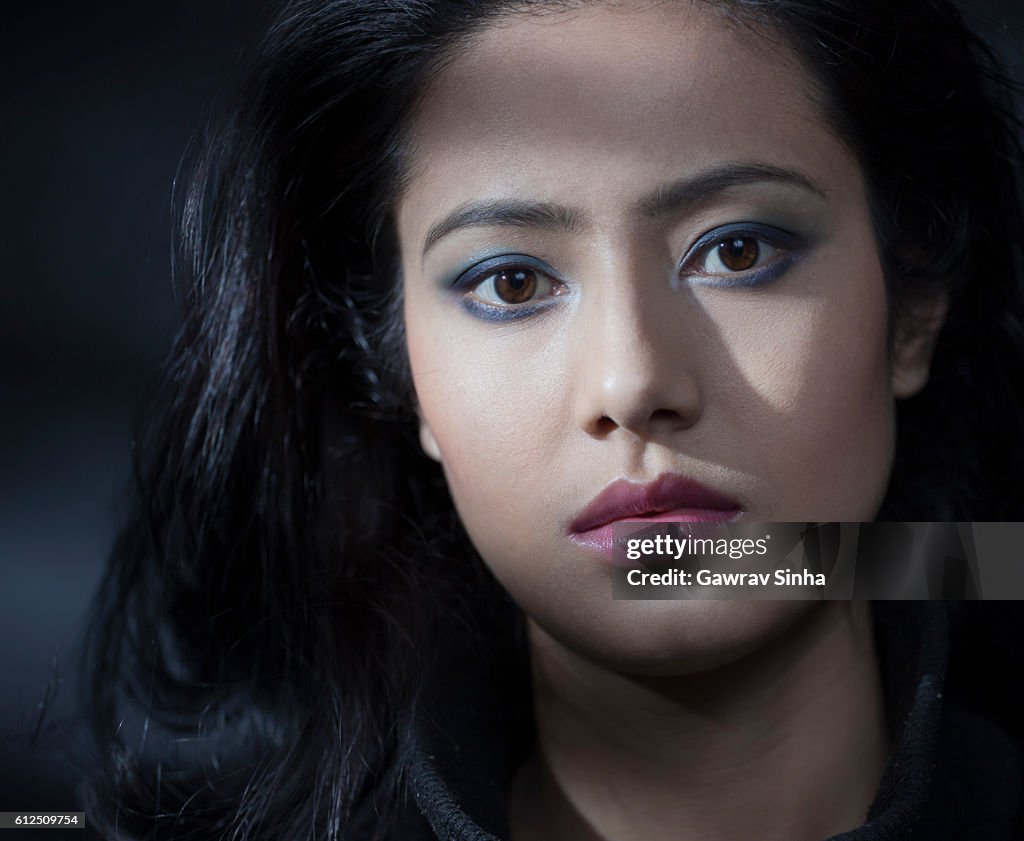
top-left (85, 0), bottom-right (1024, 839)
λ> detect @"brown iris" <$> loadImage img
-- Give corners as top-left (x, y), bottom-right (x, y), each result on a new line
top-left (493, 267), bottom-right (538, 304)
top-left (717, 237), bottom-right (760, 271)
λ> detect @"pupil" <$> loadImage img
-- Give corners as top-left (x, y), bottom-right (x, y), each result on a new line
top-left (495, 268), bottom-right (537, 303)
top-left (718, 237), bottom-right (759, 271)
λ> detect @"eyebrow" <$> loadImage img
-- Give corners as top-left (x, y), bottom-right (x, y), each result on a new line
top-left (422, 199), bottom-right (586, 255)
top-left (637, 162), bottom-right (828, 218)
top-left (420, 161), bottom-right (827, 257)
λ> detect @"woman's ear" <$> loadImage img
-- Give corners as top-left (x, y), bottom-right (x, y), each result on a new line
top-left (890, 294), bottom-right (949, 398)
top-left (417, 406), bottom-right (443, 462)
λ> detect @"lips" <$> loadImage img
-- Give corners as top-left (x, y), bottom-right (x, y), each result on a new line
top-left (568, 473), bottom-right (742, 557)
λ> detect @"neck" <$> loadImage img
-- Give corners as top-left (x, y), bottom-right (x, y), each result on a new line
top-left (509, 602), bottom-right (888, 841)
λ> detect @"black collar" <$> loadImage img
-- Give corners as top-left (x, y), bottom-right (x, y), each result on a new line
top-left (406, 603), bottom-right (1022, 840)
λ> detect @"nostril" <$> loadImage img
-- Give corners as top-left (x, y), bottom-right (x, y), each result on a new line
top-left (590, 408), bottom-right (690, 437)
top-left (650, 408), bottom-right (683, 424)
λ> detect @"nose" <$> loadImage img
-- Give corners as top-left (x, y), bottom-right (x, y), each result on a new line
top-left (573, 259), bottom-right (703, 441)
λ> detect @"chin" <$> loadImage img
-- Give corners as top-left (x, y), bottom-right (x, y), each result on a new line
top-left (529, 599), bottom-right (822, 677)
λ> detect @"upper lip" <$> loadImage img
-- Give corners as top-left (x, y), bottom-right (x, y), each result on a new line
top-left (568, 473), bottom-right (741, 533)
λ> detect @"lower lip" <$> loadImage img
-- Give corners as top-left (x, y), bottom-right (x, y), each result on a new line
top-left (569, 508), bottom-right (741, 562)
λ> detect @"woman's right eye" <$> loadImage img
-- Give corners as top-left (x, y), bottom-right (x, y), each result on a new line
top-left (454, 256), bottom-right (565, 317)
top-left (471, 265), bottom-right (556, 306)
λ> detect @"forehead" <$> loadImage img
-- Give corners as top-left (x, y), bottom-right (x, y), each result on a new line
top-left (398, 1), bottom-right (844, 245)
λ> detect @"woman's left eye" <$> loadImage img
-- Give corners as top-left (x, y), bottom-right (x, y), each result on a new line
top-left (680, 224), bottom-right (799, 287)
top-left (699, 236), bottom-right (776, 273)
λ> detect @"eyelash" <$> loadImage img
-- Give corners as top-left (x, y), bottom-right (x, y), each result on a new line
top-left (452, 255), bottom-right (565, 322)
top-left (450, 223), bottom-right (803, 320)
top-left (679, 222), bottom-right (802, 289)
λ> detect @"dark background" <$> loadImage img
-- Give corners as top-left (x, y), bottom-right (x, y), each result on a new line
top-left (1, 0), bottom-right (1022, 832)
top-left (0, 0), bottom-right (275, 824)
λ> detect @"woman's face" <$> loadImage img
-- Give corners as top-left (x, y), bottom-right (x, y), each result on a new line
top-left (397, 1), bottom-right (933, 672)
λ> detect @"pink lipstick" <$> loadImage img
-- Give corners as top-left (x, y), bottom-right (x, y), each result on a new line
top-left (568, 473), bottom-right (742, 557)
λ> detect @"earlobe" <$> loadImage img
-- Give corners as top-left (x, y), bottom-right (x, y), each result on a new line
top-left (890, 294), bottom-right (949, 399)
top-left (418, 411), bottom-right (443, 463)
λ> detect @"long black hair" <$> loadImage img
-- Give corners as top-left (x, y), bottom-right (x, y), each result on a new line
top-left (85, 1), bottom-right (1024, 838)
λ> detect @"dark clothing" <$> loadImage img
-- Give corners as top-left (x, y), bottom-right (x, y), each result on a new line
top-left (396, 604), bottom-right (1023, 840)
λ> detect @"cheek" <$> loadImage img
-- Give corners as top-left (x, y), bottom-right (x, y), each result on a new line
top-left (406, 313), bottom-right (567, 546)
top-left (707, 255), bottom-right (894, 518)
